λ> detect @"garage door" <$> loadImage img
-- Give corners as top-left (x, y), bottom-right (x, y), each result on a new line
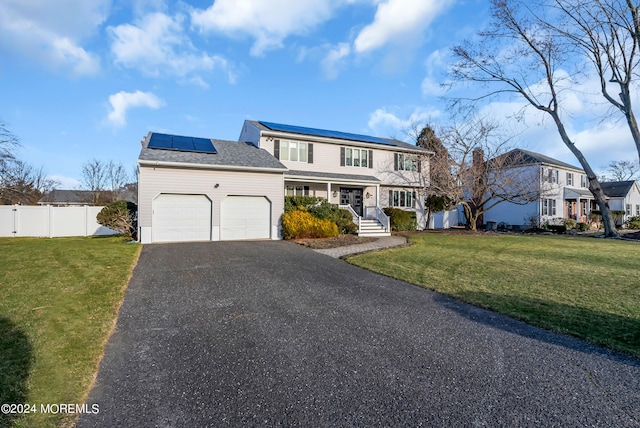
top-left (220, 196), bottom-right (271, 240)
top-left (153, 194), bottom-right (212, 243)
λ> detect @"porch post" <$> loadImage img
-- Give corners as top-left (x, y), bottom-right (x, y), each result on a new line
top-left (327, 182), bottom-right (331, 202)
top-left (376, 184), bottom-right (380, 207)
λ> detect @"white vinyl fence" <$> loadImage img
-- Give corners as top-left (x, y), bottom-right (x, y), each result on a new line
top-left (429, 209), bottom-right (461, 229)
top-left (0, 205), bottom-right (118, 238)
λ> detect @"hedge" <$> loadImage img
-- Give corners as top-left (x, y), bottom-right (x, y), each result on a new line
top-left (383, 207), bottom-right (417, 231)
top-left (281, 209), bottom-right (339, 239)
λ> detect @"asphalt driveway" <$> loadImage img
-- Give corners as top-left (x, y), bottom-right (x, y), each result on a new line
top-left (79, 241), bottom-right (640, 427)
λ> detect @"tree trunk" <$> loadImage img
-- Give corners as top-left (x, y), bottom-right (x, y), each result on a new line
top-left (550, 112), bottom-right (619, 237)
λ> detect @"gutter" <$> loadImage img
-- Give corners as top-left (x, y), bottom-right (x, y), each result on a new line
top-left (137, 159), bottom-right (288, 173)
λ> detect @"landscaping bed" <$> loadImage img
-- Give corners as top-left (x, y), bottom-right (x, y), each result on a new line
top-left (293, 234), bottom-right (377, 249)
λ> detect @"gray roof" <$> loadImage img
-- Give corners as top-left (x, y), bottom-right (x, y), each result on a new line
top-left (246, 120), bottom-right (428, 153)
top-left (139, 137), bottom-right (287, 170)
top-left (38, 189), bottom-right (94, 204)
top-left (494, 149), bottom-right (583, 171)
top-left (286, 170), bottom-right (381, 183)
top-left (600, 180), bottom-right (636, 198)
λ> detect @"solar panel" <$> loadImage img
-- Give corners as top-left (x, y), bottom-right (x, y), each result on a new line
top-left (147, 133), bottom-right (217, 153)
top-left (259, 121), bottom-right (396, 146)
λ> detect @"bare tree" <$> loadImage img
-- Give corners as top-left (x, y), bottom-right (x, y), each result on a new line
top-left (602, 159), bottom-right (640, 181)
top-left (450, 0), bottom-right (619, 237)
top-left (434, 116), bottom-right (543, 231)
top-left (0, 159), bottom-right (58, 205)
top-left (81, 159), bottom-right (108, 205)
top-left (0, 120), bottom-right (19, 161)
top-left (106, 160), bottom-right (130, 200)
top-left (548, 0), bottom-right (640, 162)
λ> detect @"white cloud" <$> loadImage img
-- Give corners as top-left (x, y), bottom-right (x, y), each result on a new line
top-left (191, 0), bottom-right (337, 56)
top-left (106, 90), bottom-right (164, 128)
top-left (0, 0), bottom-right (107, 75)
top-left (354, 0), bottom-right (453, 54)
top-left (321, 43), bottom-right (351, 79)
top-left (48, 174), bottom-right (81, 189)
top-left (368, 106), bottom-right (441, 140)
top-left (109, 12), bottom-right (234, 84)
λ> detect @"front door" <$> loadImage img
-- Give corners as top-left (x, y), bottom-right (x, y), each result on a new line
top-left (340, 188), bottom-right (363, 216)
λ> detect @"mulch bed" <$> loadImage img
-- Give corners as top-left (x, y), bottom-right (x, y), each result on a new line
top-left (292, 234), bottom-right (378, 249)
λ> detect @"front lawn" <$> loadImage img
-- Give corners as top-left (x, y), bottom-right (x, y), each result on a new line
top-left (0, 237), bottom-right (140, 427)
top-left (347, 232), bottom-right (640, 358)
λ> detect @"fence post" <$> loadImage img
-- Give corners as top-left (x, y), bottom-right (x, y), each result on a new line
top-left (12, 204), bottom-right (18, 237)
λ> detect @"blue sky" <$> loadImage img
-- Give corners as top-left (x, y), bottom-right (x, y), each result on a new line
top-left (1, 0), bottom-right (637, 188)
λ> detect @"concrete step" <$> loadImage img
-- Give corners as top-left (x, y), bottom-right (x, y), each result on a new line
top-left (357, 219), bottom-right (390, 236)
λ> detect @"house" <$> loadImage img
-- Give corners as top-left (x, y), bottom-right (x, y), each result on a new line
top-left (137, 121), bottom-right (430, 244)
top-left (482, 149), bottom-right (594, 229)
top-left (38, 190), bottom-right (97, 206)
top-left (600, 180), bottom-right (640, 225)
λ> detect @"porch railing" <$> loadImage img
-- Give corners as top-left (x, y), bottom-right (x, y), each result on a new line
top-left (366, 205), bottom-right (390, 233)
top-left (339, 204), bottom-right (361, 231)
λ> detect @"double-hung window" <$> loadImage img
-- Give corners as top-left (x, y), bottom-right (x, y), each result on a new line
top-left (394, 153), bottom-right (420, 172)
top-left (581, 175), bottom-right (588, 188)
top-left (542, 198), bottom-right (556, 216)
top-left (274, 140), bottom-right (313, 163)
top-left (389, 190), bottom-right (415, 208)
top-left (341, 147), bottom-right (373, 168)
top-left (566, 172), bottom-right (573, 186)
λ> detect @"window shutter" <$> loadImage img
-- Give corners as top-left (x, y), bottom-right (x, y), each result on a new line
top-left (413, 191), bottom-right (417, 208)
top-left (394, 153), bottom-right (398, 171)
top-left (340, 147), bottom-right (345, 166)
top-left (308, 143), bottom-right (313, 164)
top-left (369, 150), bottom-right (373, 168)
top-left (417, 157), bottom-right (421, 173)
top-left (389, 190), bottom-right (393, 206)
top-left (274, 139), bottom-right (280, 160)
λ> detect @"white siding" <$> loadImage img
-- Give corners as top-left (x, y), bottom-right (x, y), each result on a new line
top-left (138, 166), bottom-right (284, 243)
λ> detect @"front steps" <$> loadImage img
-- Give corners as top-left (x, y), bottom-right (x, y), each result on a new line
top-left (357, 219), bottom-right (391, 237)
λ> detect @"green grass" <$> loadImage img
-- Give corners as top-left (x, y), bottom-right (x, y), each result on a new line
top-left (347, 233), bottom-right (640, 358)
top-left (0, 237), bottom-right (140, 427)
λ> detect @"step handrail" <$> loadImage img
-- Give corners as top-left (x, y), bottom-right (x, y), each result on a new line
top-left (338, 204), bottom-right (361, 231)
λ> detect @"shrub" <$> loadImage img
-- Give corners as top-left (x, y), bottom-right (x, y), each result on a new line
top-left (281, 210), bottom-right (339, 239)
top-left (284, 196), bottom-right (324, 213)
top-left (547, 224), bottom-right (567, 234)
top-left (576, 222), bottom-right (589, 231)
top-left (383, 207), bottom-right (417, 231)
top-left (563, 218), bottom-right (577, 230)
top-left (307, 200), bottom-right (358, 234)
top-left (626, 215), bottom-right (640, 230)
top-left (97, 200), bottom-right (137, 239)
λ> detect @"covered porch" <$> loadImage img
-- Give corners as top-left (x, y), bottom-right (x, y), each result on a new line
top-left (563, 188), bottom-right (595, 223)
top-left (285, 170), bottom-right (390, 236)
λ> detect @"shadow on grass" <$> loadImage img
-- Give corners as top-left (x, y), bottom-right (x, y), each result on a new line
top-left (0, 317), bottom-right (32, 427)
top-left (434, 291), bottom-right (640, 364)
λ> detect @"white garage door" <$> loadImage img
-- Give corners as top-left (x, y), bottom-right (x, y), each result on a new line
top-left (153, 194), bottom-right (212, 243)
top-left (220, 196), bottom-right (271, 240)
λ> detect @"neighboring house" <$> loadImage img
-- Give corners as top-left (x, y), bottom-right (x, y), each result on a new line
top-left (137, 121), bottom-right (430, 244)
top-left (483, 149), bottom-right (594, 229)
top-left (38, 190), bottom-right (96, 206)
top-left (600, 180), bottom-right (640, 225)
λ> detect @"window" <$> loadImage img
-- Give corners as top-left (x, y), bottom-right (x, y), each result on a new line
top-left (566, 172), bottom-right (573, 186)
top-left (581, 200), bottom-right (589, 216)
top-left (542, 198), bottom-right (556, 216)
top-left (395, 153), bottom-right (420, 172)
top-left (626, 204), bottom-right (632, 216)
top-left (274, 140), bottom-right (312, 163)
top-left (543, 168), bottom-right (558, 183)
top-left (389, 190), bottom-right (416, 208)
top-left (581, 175), bottom-right (588, 188)
top-left (341, 147), bottom-right (373, 168)
top-left (636, 205), bottom-right (640, 216)
top-left (285, 185), bottom-right (309, 196)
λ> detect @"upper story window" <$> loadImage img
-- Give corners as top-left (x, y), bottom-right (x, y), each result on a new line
top-left (394, 153), bottom-right (420, 172)
top-left (274, 139), bottom-right (313, 163)
top-left (340, 147), bottom-right (373, 168)
top-left (581, 174), bottom-right (588, 188)
top-left (543, 167), bottom-right (558, 183)
top-left (566, 172), bottom-right (574, 186)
